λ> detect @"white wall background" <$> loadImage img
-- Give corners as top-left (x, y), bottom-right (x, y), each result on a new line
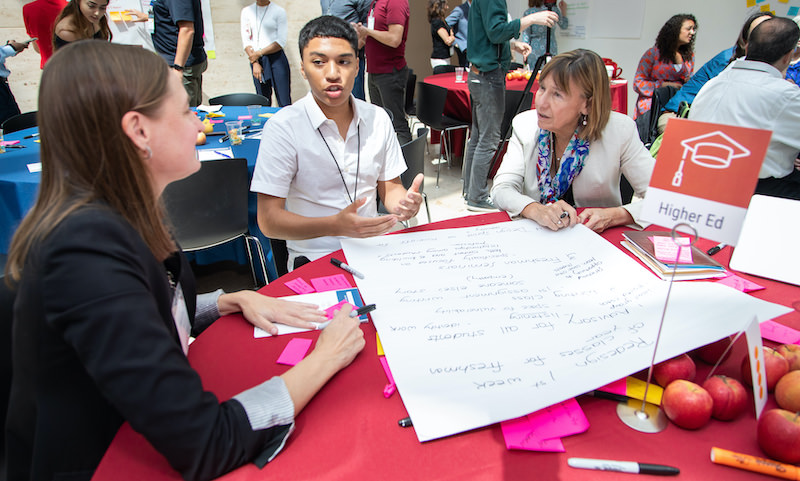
top-left (507, 0), bottom-right (759, 115)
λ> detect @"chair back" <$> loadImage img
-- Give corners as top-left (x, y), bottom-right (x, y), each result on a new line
top-left (1, 111), bottom-right (37, 134)
top-left (400, 128), bottom-right (429, 194)
top-left (162, 158), bottom-right (249, 251)
top-left (209, 93), bottom-right (270, 106)
top-left (432, 65), bottom-right (457, 75)
top-left (415, 82), bottom-right (448, 131)
top-left (500, 90), bottom-right (533, 140)
top-left (405, 70), bottom-right (417, 116)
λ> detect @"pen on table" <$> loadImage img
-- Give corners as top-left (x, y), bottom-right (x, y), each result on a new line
top-left (587, 390), bottom-right (631, 404)
top-left (212, 150), bottom-right (232, 158)
top-left (398, 416), bottom-right (413, 428)
top-left (315, 304), bottom-right (376, 329)
top-left (5, 145), bottom-right (25, 149)
top-left (23, 133), bottom-right (39, 139)
top-left (707, 243), bottom-right (727, 256)
top-left (567, 458), bottom-right (679, 476)
top-left (710, 447), bottom-right (798, 480)
top-left (330, 257), bottom-right (365, 279)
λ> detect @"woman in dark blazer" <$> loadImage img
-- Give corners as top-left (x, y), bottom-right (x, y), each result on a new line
top-left (4, 40), bottom-right (365, 481)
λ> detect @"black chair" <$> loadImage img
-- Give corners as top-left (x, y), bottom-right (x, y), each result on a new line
top-left (415, 82), bottom-right (470, 187)
top-left (432, 65), bottom-right (458, 75)
top-left (209, 93), bottom-right (270, 107)
top-left (405, 69), bottom-right (417, 117)
top-left (400, 128), bottom-right (431, 223)
top-left (162, 158), bottom-right (272, 288)
top-left (635, 85), bottom-right (678, 148)
top-left (483, 89), bottom-right (534, 192)
top-left (1, 111), bottom-right (37, 134)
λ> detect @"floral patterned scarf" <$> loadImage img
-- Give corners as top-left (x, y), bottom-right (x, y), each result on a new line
top-left (535, 129), bottom-right (590, 204)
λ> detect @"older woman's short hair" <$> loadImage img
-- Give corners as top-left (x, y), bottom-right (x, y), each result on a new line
top-left (539, 49), bottom-right (611, 142)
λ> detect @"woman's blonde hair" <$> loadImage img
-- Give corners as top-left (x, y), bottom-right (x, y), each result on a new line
top-left (6, 41), bottom-right (174, 283)
top-left (539, 49), bottom-right (611, 142)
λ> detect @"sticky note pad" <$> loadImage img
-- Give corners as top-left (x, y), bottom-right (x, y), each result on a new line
top-left (310, 274), bottom-right (352, 292)
top-left (760, 320), bottom-right (800, 344)
top-left (598, 378), bottom-right (627, 396)
top-left (789, 5), bottom-right (799, 14)
top-left (501, 417), bottom-right (565, 452)
top-left (259, 112), bottom-right (274, 118)
top-left (500, 398), bottom-right (588, 452)
top-left (747, 0), bottom-right (756, 5)
top-left (27, 163), bottom-right (42, 173)
top-left (716, 273), bottom-right (765, 293)
top-left (1, 140), bottom-right (20, 146)
top-left (324, 300), bottom-right (349, 319)
top-left (626, 377), bottom-right (663, 405)
top-left (277, 338), bottom-right (312, 366)
top-left (651, 236), bottom-right (692, 263)
top-left (376, 333), bottom-right (385, 355)
top-left (285, 277), bottom-right (315, 294)
top-left (238, 115), bottom-right (252, 120)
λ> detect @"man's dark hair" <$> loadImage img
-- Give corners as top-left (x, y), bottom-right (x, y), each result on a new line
top-left (298, 15), bottom-right (358, 58)
top-left (733, 11), bottom-right (774, 61)
top-left (746, 17), bottom-right (800, 65)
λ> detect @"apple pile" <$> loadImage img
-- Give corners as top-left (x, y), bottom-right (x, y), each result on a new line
top-left (505, 69), bottom-right (533, 81)
top-left (654, 342), bottom-right (800, 464)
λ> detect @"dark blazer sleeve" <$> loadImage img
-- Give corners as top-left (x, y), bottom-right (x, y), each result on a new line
top-left (37, 207), bottom-right (291, 481)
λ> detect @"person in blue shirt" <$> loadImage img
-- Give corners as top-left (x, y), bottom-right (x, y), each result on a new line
top-left (0, 40), bottom-right (29, 126)
top-left (522, 0), bottom-right (568, 70)
top-left (445, 0), bottom-right (469, 67)
top-left (657, 11), bottom-right (773, 134)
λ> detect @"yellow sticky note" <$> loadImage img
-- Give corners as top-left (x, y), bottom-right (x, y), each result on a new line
top-left (259, 112), bottom-right (273, 118)
top-left (760, 4), bottom-right (771, 11)
top-left (626, 377), bottom-right (664, 405)
top-left (779, 0), bottom-right (788, 3)
top-left (376, 333), bottom-right (384, 356)
top-left (205, 112), bottom-right (225, 118)
top-left (108, 11), bottom-right (123, 21)
top-left (747, 0), bottom-right (756, 6)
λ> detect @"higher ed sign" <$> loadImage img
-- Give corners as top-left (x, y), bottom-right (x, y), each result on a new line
top-left (640, 118), bottom-right (771, 245)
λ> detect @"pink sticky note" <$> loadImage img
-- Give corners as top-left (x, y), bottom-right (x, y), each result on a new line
top-left (324, 300), bottom-right (349, 320)
top-left (285, 277), bottom-right (315, 294)
top-left (526, 398), bottom-right (590, 440)
top-left (310, 274), bottom-right (352, 292)
top-left (651, 236), bottom-right (693, 263)
top-left (238, 115), bottom-right (252, 120)
top-left (760, 320), bottom-right (800, 344)
top-left (0, 140), bottom-right (20, 146)
top-left (598, 378), bottom-right (627, 396)
top-left (210, 119), bottom-right (223, 124)
top-left (717, 273), bottom-right (765, 293)
top-left (276, 338), bottom-right (312, 366)
top-left (500, 417), bottom-right (566, 452)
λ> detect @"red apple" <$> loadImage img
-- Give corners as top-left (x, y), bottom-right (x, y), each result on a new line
top-left (694, 336), bottom-right (733, 365)
top-left (776, 344), bottom-right (800, 372)
top-left (756, 408), bottom-right (800, 464)
top-left (653, 353), bottom-right (696, 387)
top-left (702, 375), bottom-right (748, 421)
top-left (775, 371), bottom-right (800, 412)
top-left (661, 380), bottom-right (713, 429)
top-left (741, 346), bottom-right (790, 391)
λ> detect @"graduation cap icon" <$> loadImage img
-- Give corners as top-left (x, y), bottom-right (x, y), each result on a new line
top-left (672, 131), bottom-right (751, 187)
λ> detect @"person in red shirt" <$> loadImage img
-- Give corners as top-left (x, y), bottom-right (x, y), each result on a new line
top-left (22, 0), bottom-right (67, 69)
top-left (354, 0), bottom-right (412, 145)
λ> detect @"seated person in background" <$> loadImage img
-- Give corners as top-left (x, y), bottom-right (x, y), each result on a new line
top-left (5, 41), bottom-right (365, 481)
top-left (633, 14), bottom-right (696, 119)
top-left (492, 49), bottom-right (654, 233)
top-left (657, 11), bottom-right (773, 135)
top-left (251, 15), bottom-right (423, 271)
top-left (784, 15), bottom-right (800, 85)
top-left (691, 17), bottom-right (800, 201)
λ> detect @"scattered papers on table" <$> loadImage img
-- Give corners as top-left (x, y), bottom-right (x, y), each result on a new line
top-left (285, 277), bottom-right (315, 294)
top-left (253, 288), bottom-right (363, 337)
top-left (277, 338), bottom-right (312, 366)
top-left (501, 398), bottom-right (589, 452)
top-left (310, 274), bottom-right (352, 292)
top-left (196, 104), bottom-right (223, 113)
top-left (651, 236), bottom-right (693, 263)
top-left (760, 320), bottom-right (800, 344)
top-left (342, 220), bottom-right (790, 442)
top-left (27, 163), bottom-right (42, 173)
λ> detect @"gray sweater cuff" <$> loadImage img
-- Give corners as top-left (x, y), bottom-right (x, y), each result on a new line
top-left (233, 376), bottom-right (296, 431)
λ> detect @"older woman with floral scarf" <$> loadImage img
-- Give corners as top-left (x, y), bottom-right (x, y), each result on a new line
top-left (492, 49), bottom-right (655, 233)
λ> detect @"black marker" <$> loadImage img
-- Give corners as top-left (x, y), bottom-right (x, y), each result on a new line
top-left (707, 243), bottom-right (726, 256)
top-left (350, 304), bottom-right (376, 318)
top-left (398, 417), bottom-right (413, 428)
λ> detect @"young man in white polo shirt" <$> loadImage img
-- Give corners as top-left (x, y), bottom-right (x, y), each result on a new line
top-left (251, 15), bottom-right (423, 271)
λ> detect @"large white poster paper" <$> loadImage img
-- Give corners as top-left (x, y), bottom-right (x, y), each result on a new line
top-left (341, 221), bottom-right (790, 442)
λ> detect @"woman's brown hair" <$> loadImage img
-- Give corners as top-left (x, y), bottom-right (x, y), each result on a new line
top-left (5, 41), bottom-right (175, 283)
top-left (427, 0), bottom-right (448, 22)
top-left (539, 48), bottom-right (611, 142)
top-left (52, 0), bottom-right (112, 51)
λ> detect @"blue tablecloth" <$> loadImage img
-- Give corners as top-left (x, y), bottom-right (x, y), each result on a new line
top-left (0, 105), bottom-right (281, 282)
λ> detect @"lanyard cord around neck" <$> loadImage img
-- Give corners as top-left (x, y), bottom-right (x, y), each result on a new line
top-left (255, 3), bottom-right (270, 47)
top-left (317, 124), bottom-right (361, 204)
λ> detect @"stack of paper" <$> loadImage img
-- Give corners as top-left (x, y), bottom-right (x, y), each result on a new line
top-left (621, 231), bottom-right (727, 281)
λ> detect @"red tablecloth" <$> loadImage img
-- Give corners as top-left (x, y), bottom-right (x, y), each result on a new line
top-left (422, 72), bottom-right (629, 159)
top-left (93, 213), bottom-right (800, 481)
